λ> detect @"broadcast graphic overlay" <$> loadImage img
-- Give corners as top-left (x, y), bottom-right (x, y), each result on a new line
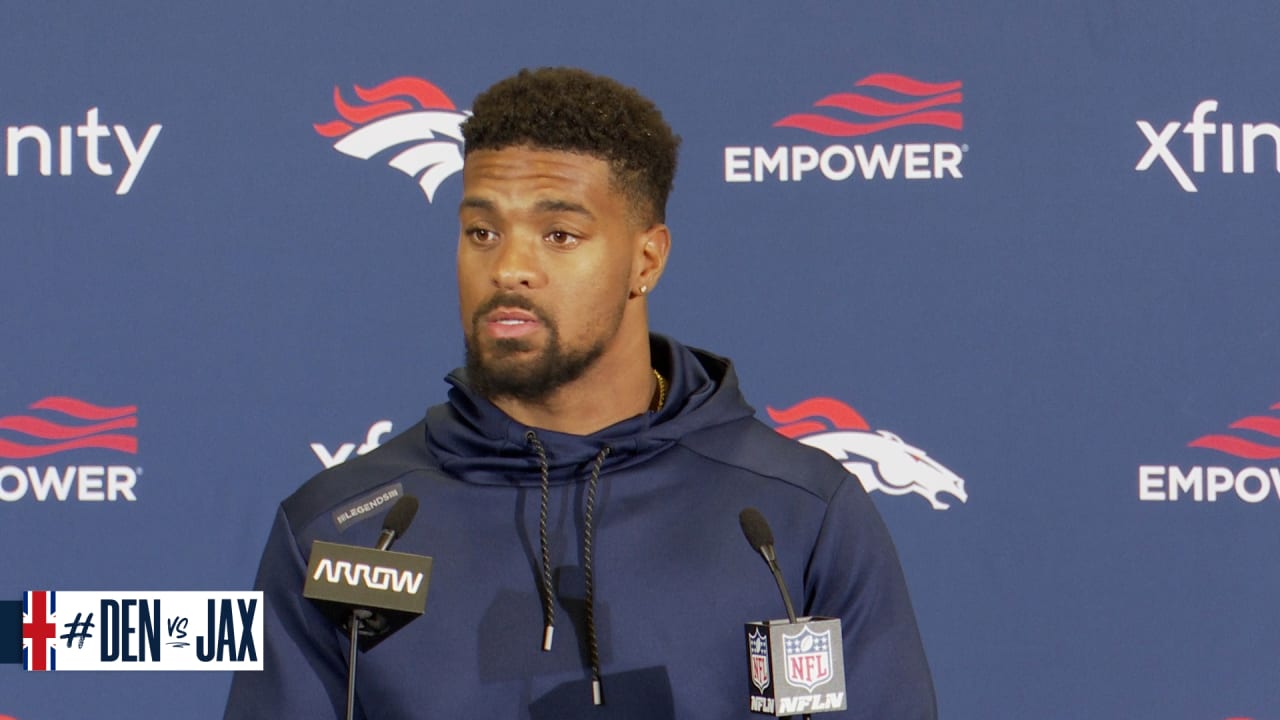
top-left (5, 591), bottom-right (262, 671)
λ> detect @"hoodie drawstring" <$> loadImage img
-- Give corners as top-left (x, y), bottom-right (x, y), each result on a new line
top-left (582, 444), bottom-right (611, 705)
top-left (526, 431), bottom-right (557, 653)
top-left (524, 430), bottom-right (612, 707)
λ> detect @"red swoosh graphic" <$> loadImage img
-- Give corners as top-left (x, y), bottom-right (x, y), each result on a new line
top-left (1188, 434), bottom-right (1280, 460)
top-left (29, 397), bottom-right (136, 421)
top-left (774, 110), bottom-right (963, 137)
top-left (856, 74), bottom-right (962, 96)
top-left (332, 87), bottom-right (413, 125)
top-left (767, 397), bottom-right (870, 435)
top-left (1229, 415), bottom-right (1280, 438)
top-left (0, 434), bottom-right (138, 459)
top-left (772, 420), bottom-right (829, 440)
top-left (355, 77), bottom-right (456, 110)
top-left (0, 415), bottom-right (137, 440)
top-left (314, 119), bottom-right (353, 138)
top-left (815, 91), bottom-right (963, 117)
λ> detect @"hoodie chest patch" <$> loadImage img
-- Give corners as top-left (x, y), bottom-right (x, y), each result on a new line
top-left (332, 482), bottom-right (405, 531)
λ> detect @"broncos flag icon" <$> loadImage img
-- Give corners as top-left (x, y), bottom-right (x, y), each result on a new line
top-left (769, 397), bottom-right (967, 510)
top-left (315, 77), bottom-right (470, 202)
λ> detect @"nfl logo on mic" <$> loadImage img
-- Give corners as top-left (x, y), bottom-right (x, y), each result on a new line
top-left (745, 617), bottom-right (847, 715)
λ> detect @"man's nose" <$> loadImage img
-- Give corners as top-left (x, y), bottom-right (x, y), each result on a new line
top-left (492, 236), bottom-right (545, 289)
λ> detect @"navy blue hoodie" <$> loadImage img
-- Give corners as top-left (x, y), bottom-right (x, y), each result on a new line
top-left (224, 336), bottom-right (936, 719)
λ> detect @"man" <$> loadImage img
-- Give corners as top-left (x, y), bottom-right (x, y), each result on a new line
top-left (225, 67), bottom-right (936, 719)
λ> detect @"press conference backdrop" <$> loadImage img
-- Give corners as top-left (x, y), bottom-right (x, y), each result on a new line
top-left (2, 2), bottom-right (1277, 717)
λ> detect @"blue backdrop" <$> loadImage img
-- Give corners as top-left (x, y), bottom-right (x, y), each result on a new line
top-left (2, 2), bottom-right (1278, 718)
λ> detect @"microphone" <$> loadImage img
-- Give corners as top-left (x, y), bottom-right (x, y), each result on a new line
top-left (376, 495), bottom-right (419, 550)
top-left (303, 495), bottom-right (433, 650)
top-left (738, 507), bottom-right (847, 716)
top-left (739, 508), bottom-right (797, 623)
top-left (302, 496), bottom-right (433, 720)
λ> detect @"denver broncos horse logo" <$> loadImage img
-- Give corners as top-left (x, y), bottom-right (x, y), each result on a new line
top-left (314, 77), bottom-right (470, 202)
top-left (769, 397), bottom-right (967, 510)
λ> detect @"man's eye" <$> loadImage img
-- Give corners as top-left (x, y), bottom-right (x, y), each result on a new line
top-left (468, 228), bottom-right (496, 243)
top-left (546, 231), bottom-right (579, 248)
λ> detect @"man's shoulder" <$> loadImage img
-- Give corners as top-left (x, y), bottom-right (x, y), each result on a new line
top-left (281, 417), bottom-right (438, 533)
top-left (676, 414), bottom-right (854, 503)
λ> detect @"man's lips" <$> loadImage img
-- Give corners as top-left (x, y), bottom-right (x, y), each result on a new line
top-left (484, 308), bottom-right (543, 339)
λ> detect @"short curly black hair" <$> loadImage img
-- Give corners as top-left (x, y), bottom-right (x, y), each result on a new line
top-left (461, 67), bottom-right (681, 224)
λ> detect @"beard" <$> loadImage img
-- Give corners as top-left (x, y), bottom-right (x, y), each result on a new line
top-left (463, 292), bottom-right (616, 403)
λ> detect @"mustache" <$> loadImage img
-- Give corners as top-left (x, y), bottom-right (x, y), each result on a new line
top-left (471, 292), bottom-right (553, 328)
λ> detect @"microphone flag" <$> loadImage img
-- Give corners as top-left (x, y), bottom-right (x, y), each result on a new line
top-left (745, 617), bottom-right (847, 716)
top-left (302, 540), bottom-right (432, 651)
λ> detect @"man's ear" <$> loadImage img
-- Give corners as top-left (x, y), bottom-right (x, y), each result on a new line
top-left (632, 223), bottom-right (671, 298)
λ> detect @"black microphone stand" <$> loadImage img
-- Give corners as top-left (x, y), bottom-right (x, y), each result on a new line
top-left (343, 601), bottom-right (393, 719)
top-left (343, 497), bottom-right (416, 720)
top-left (346, 609), bottom-right (364, 720)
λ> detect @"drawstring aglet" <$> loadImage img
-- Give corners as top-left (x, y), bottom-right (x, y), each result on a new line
top-left (542, 624), bottom-right (554, 652)
top-left (592, 678), bottom-right (603, 706)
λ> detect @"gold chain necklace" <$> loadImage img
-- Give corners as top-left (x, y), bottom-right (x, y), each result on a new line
top-left (651, 368), bottom-right (667, 413)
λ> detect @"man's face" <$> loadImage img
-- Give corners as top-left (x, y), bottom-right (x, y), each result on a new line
top-left (457, 146), bottom-right (645, 402)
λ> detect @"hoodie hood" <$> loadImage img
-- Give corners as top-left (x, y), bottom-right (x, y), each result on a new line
top-left (425, 334), bottom-right (755, 485)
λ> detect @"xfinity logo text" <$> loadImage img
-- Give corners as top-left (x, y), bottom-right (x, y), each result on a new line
top-left (4, 108), bottom-right (162, 194)
top-left (1136, 100), bottom-right (1280, 192)
top-left (312, 420), bottom-right (393, 468)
